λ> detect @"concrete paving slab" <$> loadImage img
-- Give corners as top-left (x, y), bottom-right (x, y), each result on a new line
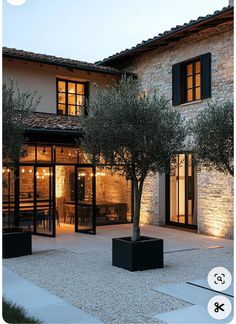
top-left (186, 279), bottom-right (234, 297)
top-left (154, 304), bottom-right (233, 323)
top-left (28, 302), bottom-right (101, 323)
top-left (155, 283), bottom-right (222, 307)
top-left (3, 267), bottom-right (101, 323)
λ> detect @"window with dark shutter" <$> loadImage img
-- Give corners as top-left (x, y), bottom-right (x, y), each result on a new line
top-left (172, 53), bottom-right (211, 106)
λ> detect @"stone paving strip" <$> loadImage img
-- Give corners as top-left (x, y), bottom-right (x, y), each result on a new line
top-left (153, 280), bottom-right (234, 323)
top-left (3, 267), bottom-right (101, 323)
top-left (3, 246), bottom-right (233, 323)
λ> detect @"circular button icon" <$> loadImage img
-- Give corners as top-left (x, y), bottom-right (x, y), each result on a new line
top-left (208, 295), bottom-right (232, 320)
top-left (207, 267), bottom-right (232, 291)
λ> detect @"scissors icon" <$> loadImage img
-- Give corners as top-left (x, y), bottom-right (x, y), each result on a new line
top-left (214, 302), bottom-right (225, 312)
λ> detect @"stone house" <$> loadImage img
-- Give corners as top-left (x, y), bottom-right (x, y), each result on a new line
top-left (2, 5), bottom-right (233, 238)
top-left (99, 5), bottom-right (234, 239)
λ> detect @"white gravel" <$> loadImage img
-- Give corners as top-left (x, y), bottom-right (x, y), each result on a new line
top-left (4, 247), bottom-right (233, 324)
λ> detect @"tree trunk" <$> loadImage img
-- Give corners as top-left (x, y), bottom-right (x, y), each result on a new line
top-left (132, 178), bottom-right (144, 241)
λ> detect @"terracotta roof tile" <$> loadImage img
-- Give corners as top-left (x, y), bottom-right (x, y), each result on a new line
top-left (25, 112), bottom-right (81, 132)
top-left (97, 6), bottom-right (233, 65)
top-left (3, 47), bottom-right (123, 75)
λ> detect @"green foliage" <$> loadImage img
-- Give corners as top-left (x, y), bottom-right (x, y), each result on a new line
top-left (192, 101), bottom-right (233, 176)
top-left (79, 76), bottom-right (186, 180)
top-left (3, 78), bottom-right (40, 167)
top-left (3, 298), bottom-right (40, 323)
top-left (79, 76), bottom-right (186, 240)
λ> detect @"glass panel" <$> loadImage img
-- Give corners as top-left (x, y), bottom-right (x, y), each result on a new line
top-left (37, 146), bottom-right (52, 163)
top-left (187, 63), bottom-right (193, 76)
top-left (77, 84), bottom-right (85, 94)
top-left (195, 61), bottom-right (201, 74)
top-left (56, 166), bottom-right (75, 225)
top-left (169, 154), bottom-right (195, 226)
top-left (195, 87), bottom-right (201, 100)
top-left (19, 166), bottom-right (34, 231)
top-left (68, 105), bottom-right (77, 116)
top-left (77, 95), bottom-right (85, 106)
top-left (78, 149), bottom-right (92, 163)
top-left (187, 76), bottom-right (193, 89)
top-left (187, 154), bottom-right (194, 225)
top-left (2, 168), bottom-right (15, 228)
top-left (76, 167), bottom-right (94, 232)
top-left (68, 82), bottom-right (76, 93)
top-left (178, 154), bottom-right (185, 224)
top-left (75, 106), bottom-right (83, 116)
top-left (58, 104), bottom-right (66, 115)
top-left (196, 74), bottom-right (201, 87)
top-left (55, 147), bottom-right (78, 163)
top-left (68, 94), bottom-right (76, 105)
top-left (58, 81), bottom-right (66, 92)
top-left (170, 156), bottom-right (178, 222)
top-left (35, 167), bottom-right (54, 235)
top-left (20, 145), bottom-right (36, 163)
top-left (58, 93), bottom-right (66, 103)
top-left (187, 89), bottom-right (193, 102)
top-left (96, 167), bottom-right (132, 225)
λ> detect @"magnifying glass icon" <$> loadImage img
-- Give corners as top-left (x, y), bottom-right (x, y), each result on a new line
top-left (217, 276), bottom-right (222, 282)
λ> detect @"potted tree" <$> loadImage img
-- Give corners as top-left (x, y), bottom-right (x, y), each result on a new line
top-left (79, 76), bottom-right (186, 271)
top-left (3, 78), bottom-right (40, 258)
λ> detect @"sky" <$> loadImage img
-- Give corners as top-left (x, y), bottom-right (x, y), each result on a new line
top-left (3, 0), bottom-right (229, 63)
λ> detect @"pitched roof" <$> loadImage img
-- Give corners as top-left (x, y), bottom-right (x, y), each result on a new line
top-left (25, 112), bottom-right (82, 132)
top-left (2, 47), bottom-right (123, 76)
top-left (97, 6), bottom-right (233, 66)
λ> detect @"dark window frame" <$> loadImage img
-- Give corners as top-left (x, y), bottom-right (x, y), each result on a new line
top-left (172, 53), bottom-right (211, 106)
top-left (185, 59), bottom-right (201, 103)
top-left (56, 78), bottom-right (89, 116)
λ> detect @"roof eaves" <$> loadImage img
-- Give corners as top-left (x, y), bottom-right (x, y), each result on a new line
top-left (2, 48), bottom-right (123, 76)
top-left (97, 5), bottom-right (233, 65)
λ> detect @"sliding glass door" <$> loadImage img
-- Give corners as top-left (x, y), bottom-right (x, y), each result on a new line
top-left (18, 165), bottom-right (55, 236)
top-left (35, 166), bottom-right (55, 236)
top-left (75, 166), bottom-right (96, 234)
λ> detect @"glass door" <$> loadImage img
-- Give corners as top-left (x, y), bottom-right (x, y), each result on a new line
top-left (167, 154), bottom-right (196, 227)
top-left (35, 166), bottom-right (55, 236)
top-left (75, 166), bottom-right (96, 234)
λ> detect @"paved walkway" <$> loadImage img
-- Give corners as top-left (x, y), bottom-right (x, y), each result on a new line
top-left (3, 267), bottom-right (101, 323)
top-left (32, 223), bottom-right (233, 254)
top-left (154, 279), bottom-right (234, 323)
top-left (3, 224), bottom-right (233, 323)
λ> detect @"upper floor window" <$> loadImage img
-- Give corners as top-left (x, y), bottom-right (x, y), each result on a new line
top-left (172, 53), bottom-right (211, 106)
top-left (57, 79), bottom-right (88, 116)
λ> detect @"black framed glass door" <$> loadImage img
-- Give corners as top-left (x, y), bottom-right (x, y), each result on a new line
top-left (35, 166), bottom-right (55, 236)
top-left (75, 166), bottom-right (96, 234)
top-left (166, 154), bottom-right (196, 228)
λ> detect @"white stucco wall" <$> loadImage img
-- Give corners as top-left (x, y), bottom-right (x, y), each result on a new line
top-left (3, 58), bottom-right (120, 114)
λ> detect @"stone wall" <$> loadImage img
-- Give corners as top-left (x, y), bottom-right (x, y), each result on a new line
top-left (117, 21), bottom-right (233, 237)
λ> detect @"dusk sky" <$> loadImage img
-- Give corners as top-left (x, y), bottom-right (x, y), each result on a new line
top-left (3, 0), bottom-right (229, 63)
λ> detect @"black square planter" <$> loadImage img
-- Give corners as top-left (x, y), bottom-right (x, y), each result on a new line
top-left (3, 228), bottom-right (32, 259)
top-left (112, 236), bottom-right (164, 271)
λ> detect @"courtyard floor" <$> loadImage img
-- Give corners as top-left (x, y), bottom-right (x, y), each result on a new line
top-left (3, 224), bottom-right (234, 323)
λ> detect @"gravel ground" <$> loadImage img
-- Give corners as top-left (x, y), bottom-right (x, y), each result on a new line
top-left (4, 247), bottom-right (233, 324)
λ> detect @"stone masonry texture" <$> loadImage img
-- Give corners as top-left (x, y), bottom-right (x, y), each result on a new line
top-left (118, 21), bottom-right (233, 238)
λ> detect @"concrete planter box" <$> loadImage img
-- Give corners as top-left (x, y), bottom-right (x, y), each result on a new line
top-left (3, 228), bottom-right (32, 259)
top-left (112, 236), bottom-right (164, 271)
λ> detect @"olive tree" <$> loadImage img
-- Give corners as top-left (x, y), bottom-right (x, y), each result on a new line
top-left (79, 77), bottom-right (186, 241)
top-left (192, 101), bottom-right (233, 177)
top-left (3, 78), bottom-right (40, 168)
